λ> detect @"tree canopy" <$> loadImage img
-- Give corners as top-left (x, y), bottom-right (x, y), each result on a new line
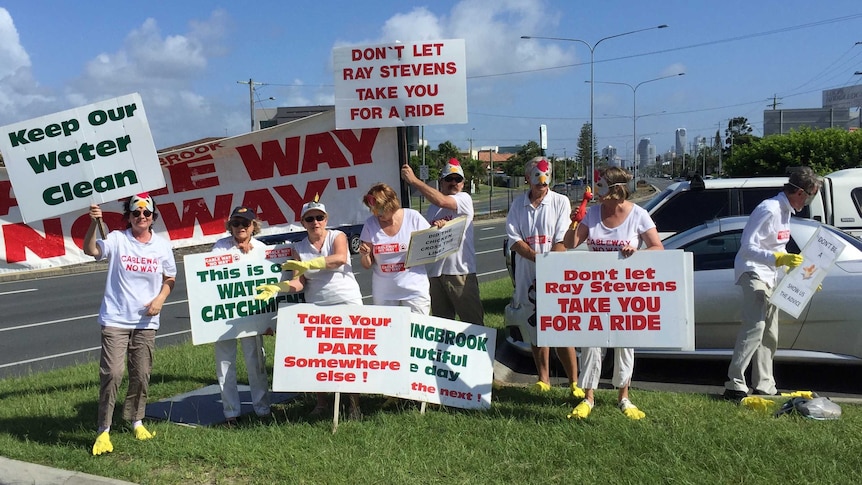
top-left (725, 127), bottom-right (862, 176)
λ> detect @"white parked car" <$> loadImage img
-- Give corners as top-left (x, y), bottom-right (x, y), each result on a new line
top-left (504, 217), bottom-right (862, 363)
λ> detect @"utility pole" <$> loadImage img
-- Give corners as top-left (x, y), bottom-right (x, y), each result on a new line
top-left (767, 94), bottom-right (783, 110)
top-left (237, 78), bottom-right (265, 132)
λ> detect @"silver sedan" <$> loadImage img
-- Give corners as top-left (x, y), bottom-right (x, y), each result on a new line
top-left (655, 216), bottom-right (862, 363)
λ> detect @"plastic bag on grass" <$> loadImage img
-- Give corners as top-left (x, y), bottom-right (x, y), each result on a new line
top-left (774, 396), bottom-right (842, 420)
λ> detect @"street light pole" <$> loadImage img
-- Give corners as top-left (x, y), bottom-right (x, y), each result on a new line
top-left (521, 24), bottom-right (668, 192)
top-left (588, 72), bottom-right (684, 186)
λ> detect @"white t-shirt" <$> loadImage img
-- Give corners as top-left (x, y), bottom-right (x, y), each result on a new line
top-left (581, 203), bottom-right (656, 252)
top-left (96, 229), bottom-right (177, 330)
top-left (505, 190), bottom-right (571, 305)
top-left (292, 230), bottom-right (363, 305)
top-left (424, 191), bottom-right (476, 277)
top-left (360, 208), bottom-right (431, 301)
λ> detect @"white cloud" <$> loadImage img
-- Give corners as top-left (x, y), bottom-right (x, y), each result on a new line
top-left (0, 8), bottom-right (53, 117)
top-left (0, 9), bottom-right (234, 148)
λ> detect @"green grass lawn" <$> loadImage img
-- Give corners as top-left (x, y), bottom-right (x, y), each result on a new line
top-left (1, 278), bottom-right (860, 484)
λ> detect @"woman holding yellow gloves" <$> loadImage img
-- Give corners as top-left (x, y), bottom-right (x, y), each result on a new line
top-left (255, 197), bottom-right (364, 419)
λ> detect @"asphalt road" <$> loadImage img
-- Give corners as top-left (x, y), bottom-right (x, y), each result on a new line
top-left (0, 217), bottom-right (511, 379)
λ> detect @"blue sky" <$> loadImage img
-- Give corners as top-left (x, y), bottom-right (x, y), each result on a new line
top-left (1, 1), bottom-right (861, 163)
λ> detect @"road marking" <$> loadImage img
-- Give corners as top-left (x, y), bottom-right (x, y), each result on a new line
top-left (0, 299), bottom-right (189, 332)
top-left (0, 288), bottom-right (37, 296)
top-left (478, 235), bottom-right (504, 241)
top-left (0, 328), bottom-right (192, 369)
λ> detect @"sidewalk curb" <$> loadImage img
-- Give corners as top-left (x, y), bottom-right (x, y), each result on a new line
top-left (0, 456), bottom-right (138, 485)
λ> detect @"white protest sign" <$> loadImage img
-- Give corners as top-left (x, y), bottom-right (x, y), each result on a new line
top-left (405, 215), bottom-right (467, 267)
top-left (0, 93), bottom-right (164, 222)
top-left (400, 313), bottom-right (495, 409)
top-left (333, 39), bottom-right (468, 129)
top-left (536, 251), bottom-right (694, 350)
top-left (770, 226), bottom-right (846, 318)
top-left (185, 244), bottom-right (304, 345)
top-left (272, 304), bottom-right (495, 409)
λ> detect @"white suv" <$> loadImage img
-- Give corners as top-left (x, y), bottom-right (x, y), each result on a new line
top-left (642, 174), bottom-right (819, 239)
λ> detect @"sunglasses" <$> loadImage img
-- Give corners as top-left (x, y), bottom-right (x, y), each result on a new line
top-left (304, 215), bottom-right (326, 223)
top-left (131, 209), bottom-right (153, 218)
top-left (443, 176), bottom-right (464, 183)
top-left (789, 182), bottom-right (816, 197)
top-left (230, 219), bottom-right (251, 228)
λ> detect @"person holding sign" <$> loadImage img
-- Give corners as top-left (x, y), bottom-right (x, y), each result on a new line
top-left (256, 197), bottom-right (365, 419)
top-left (359, 183), bottom-right (432, 314)
top-left (506, 158), bottom-right (581, 396)
top-left (83, 193), bottom-right (176, 455)
top-left (211, 206), bottom-right (272, 426)
top-left (723, 167), bottom-right (820, 402)
top-left (564, 166), bottom-right (663, 420)
top-left (401, 158), bottom-right (483, 325)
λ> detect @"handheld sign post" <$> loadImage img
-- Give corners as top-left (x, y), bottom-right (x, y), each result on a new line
top-left (0, 93), bottom-right (164, 226)
top-left (770, 226), bottom-right (846, 318)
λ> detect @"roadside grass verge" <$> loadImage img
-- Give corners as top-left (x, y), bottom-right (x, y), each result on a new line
top-left (1, 277), bottom-right (860, 484)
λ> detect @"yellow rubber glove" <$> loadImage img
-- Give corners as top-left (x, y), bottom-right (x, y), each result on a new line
top-left (780, 390), bottom-right (817, 399)
top-left (282, 257), bottom-right (326, 279)
top-left (618, 398), bottom-right (646, 420)
top-left (774, 252), bottom-right (803, 269)
top-left (571, 383), bottom-right (586, 400)
top-left (741, 396), bottom-right (775, 412)
top-left (567, 400), bottom-right (593, 420)
top-left (92, 431), bottom-right (113, 455)
top-left (531, 381), bottom-right (551, 392)
top-left (134, 425), bottom-right (156, 440)
top-left (255, 281), bottom-right (292, 301)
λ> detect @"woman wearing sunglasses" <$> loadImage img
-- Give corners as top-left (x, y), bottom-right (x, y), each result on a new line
top-left (210, 206), bottom-right (272, 426)
top-left (258, 197), bottom-right (365, 419)
top-left (84, 193), bottom-right (176, 455)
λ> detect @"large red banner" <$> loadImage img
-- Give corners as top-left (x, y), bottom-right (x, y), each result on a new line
top-left (0, 111), bottom-right (400, 273)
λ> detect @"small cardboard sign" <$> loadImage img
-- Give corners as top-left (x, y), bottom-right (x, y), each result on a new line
top-left (405, 216), bottom-right (467, 267)
top-left (770, 226), bottom-right (846, 318)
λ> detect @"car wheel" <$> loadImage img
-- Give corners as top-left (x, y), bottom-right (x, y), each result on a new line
top-left (349, 234), bottom-right (361, 254)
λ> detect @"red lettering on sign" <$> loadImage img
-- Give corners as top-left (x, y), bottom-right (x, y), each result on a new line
top-left (0, 180), bottom-right (17, 216)
top-left (165, 157), bottom-right (219, 193)
top-left (158, 194), bottom-right (235, 240)
top-left (3, 219), bottom-right (66, 263)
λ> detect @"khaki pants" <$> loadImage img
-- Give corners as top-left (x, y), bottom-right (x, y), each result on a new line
top-left (725, 272), bottom-right (778, 395)
top-left (98, 326), bottom-right (155, 429)
top-left (429, 273), bottom-right (484, 325)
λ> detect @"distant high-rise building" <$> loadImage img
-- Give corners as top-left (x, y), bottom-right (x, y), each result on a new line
top-left (602, 145), bottom-right (617, 161)
top-left (637, 138), bottom-right (652, 169)
top-left (675, 128), bottom-right (687, 157)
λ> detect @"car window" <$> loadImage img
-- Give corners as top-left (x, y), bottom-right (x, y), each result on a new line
top-left (850, 187), bottom-right (862, 220)
top-left (651, 189), bottom-right (731, 234)
top-left (738, 186), bottom-right (814, 219)
top-left (684, 230), bottom-right (741, 271)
